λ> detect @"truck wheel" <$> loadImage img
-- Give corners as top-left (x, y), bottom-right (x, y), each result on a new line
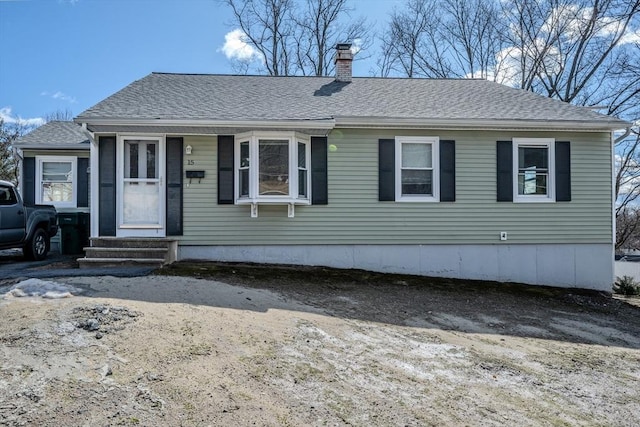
top-left (24, 228), bottom-right (49, 261)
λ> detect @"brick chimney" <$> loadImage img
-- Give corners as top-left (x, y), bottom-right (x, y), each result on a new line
top-left (335, 43), bottom-right (353, 82)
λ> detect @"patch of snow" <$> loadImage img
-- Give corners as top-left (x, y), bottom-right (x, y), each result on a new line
top-left (3, 278), bottom-right (82, 299)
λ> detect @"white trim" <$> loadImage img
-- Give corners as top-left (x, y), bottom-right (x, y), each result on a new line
top-left (77, 118), bottom-right (336, 130)
top-left (35, 155), bottom-right (77, 208)
top-left (611, 131), bottom-right (616, 248)
top-left (76, 116), bottom-right (629, 132)
top-left (395, 136), bottom-right (440, 202)
top-left (513, 138), bottom-right (555, 203)
top-left (334, 117), bottom-right (629, 132)
top-left (116, 135), bottom-right (166, 237)
top-left (90, 138), bottom-right (99, 238)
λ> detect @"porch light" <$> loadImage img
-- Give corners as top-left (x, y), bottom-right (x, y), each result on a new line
top-left (185, 145), bottom-right (193, 155)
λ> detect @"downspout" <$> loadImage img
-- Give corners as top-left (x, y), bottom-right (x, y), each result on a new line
top-left (614, 127), bottom-right (632, 144)
top-left (611, 126), bottom-right (635, 284)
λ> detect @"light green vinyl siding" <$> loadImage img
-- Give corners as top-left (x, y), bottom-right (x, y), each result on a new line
top-left (180, 130), bottom-right (612, 245)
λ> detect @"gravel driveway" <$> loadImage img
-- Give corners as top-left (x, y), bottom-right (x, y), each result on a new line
top-left (0, 262), bottom-right (639, 426)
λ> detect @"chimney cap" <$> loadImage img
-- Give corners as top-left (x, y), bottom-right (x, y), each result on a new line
top-left (336, 43), bottom-right (352, 51)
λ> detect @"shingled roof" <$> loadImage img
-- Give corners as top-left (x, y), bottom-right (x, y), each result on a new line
top-left (14, 121), bottom-right (91, 149)
top-left (76, 72), bottom-right (628, 131)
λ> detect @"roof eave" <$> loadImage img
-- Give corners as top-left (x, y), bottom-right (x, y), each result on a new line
top-left (334, 117), bottom-right (631, 132)
top-left (15, 143), bottom-right (90, 150)
top-left (74, 117), bottom-right (337, 130)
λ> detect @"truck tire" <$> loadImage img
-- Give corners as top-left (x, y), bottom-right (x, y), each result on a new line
top-left (24, 228), bottom-right (49, 261)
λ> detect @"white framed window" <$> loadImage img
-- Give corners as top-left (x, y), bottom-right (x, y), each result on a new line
top-left (513, 138), bottom-right (555, 202)
top-left (234, 131), bottom-right (310, 205)
top-left (395, 136), bottom-right (439, 202)
top-left (36, 156), bottom-right (77, 208)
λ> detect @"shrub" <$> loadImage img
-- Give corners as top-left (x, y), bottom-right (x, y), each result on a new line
top-left (613, 276), bottom-right (640, 296)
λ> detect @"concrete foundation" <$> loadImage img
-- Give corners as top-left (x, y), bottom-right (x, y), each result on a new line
top-left (179, 243), bottom-right (614, 291)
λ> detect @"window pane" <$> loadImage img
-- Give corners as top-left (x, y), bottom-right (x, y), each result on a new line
top-left (42, 182), bottom-right (73, 202)
top-left (42, 162), bottom-right (72, 182)
top-left (259, 139), bottom-right (289, 196)
top-left (240, 142), bottom-right (250, 168)
top-left (518, 172), bottom-right (548, 195)
top-left (240, 169), bottom-right (249, 197)
top-left (298, 169), bottom-right (307, 197)
top-left (402, 170), bottom-right (432, 195)
top-left (402, 143), bottom-right (431, 168)
top-left (298, 142), bottom-right (306, 168)
top-left (126, 142), bottom-right (139, 179)
top-left (123, 182), bottom-right (159, 224)
top-left (519, 146), bottom-right (548, 170)
top-left (146, 143), bottom-right (156, 179)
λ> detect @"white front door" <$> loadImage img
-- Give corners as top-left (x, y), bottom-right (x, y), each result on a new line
top-left (117, 136), bottom-right (166, 237)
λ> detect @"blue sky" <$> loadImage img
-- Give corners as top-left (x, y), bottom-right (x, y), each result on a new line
top-left (0, 0), bottom-right (400, 124)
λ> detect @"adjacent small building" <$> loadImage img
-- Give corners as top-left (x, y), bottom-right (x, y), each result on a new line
top-left (13, 121), bottom-right (91, 252)
top-left (74, 45), bottom-right (628, 291)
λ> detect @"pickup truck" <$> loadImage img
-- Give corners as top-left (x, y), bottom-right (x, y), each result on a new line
top-left (0, 180), bottom-right (58, 260)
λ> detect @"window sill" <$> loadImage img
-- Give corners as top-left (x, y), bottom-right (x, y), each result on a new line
top-left (236, 198), bottom-right (310, 218)
top-left (513, 196), bottom-right (556, 203)
top-left (395, 196), bottom-right (439, 203)
top-left (236, 198), bottom-right (311, 206)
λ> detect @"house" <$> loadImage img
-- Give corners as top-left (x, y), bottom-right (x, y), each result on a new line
top-left (13, 121), bottom-right (91, 253)
top-left (74, 44), bottom-right (628, 291)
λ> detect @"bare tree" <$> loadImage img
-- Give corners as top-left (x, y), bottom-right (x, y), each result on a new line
top-left (0, 119), bottom-right (29, 184)
top-left (379, 0), bottom-right (506, 78)
top-left (222, 0), bottom-right (369, 76)
top-left (501, 0), bottom-right (640, 105)
top-left (223, 0), bottom-right (297, 75)
top-left (294, 0), bottom-right (370, 76)
top-left (44, 108), bottom-right (74, 122)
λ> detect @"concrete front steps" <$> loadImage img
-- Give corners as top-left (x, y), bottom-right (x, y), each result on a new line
top-left (78, 237), bottom-right (178, 269)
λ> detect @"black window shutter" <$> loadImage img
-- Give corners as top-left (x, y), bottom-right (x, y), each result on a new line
top-left (166, 137), bottom-right (183, 235)
top-left (496, 141), bottom-right (513, 202)
top-left (22, 157), bottom-right (35, 205)
top-left (379, 139), bottom-right (395, 201)
top-left (439, 140), bottom-right (456, 202)
top-left (218, 135), bottom-right (234, 204)
top-left (311, 136), bottom-right (328, 205)
top-left (77, 157), bottom-right (89, 208)
top-left (98, 136), bottom-right (116, 236)
top-left (555, 141), bottom-right (571, 202)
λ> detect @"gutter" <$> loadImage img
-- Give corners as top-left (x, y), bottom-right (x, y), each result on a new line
top-left (334, 116), bottom-right (631, 132)
top-left (74, 116), bottom-right (632, 133)
top-left (74, 118), bottom-right (337, 130)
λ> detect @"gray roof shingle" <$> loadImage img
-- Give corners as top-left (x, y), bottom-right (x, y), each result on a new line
top-left (14, 121), bottom-right (91, 149)
top-left (76, 72), bottom-right (627, 128)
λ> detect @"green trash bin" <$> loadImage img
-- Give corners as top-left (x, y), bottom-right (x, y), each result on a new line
top-left (58, 212), bottom-right (90, 255)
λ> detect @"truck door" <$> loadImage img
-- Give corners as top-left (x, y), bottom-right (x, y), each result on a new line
top-left (0, 185), bottom-right (26, 244)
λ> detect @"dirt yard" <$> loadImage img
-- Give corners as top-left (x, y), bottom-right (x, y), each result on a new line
top-left (1, 262), bottom-right (639, 426)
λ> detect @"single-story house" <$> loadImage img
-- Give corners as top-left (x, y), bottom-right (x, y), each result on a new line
top-left (74, 44), bottom-right (628, 291)
top-left (13, 121), bottom-right (91, 253)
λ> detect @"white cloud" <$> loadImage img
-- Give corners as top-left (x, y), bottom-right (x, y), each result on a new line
top-left (351, 39), bottom-right (363, 55)
top-left (221, 29), bottom-right (259, 61)
top-left (619, 28), bottom-right (640, 45)
top-left (41, 90), bottom-right (76, 103)
top-left (0, 107), bottom-right (45, 127)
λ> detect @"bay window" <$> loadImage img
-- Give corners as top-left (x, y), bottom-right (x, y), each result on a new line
top-left (235, 132), bottom-right (311, 214)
